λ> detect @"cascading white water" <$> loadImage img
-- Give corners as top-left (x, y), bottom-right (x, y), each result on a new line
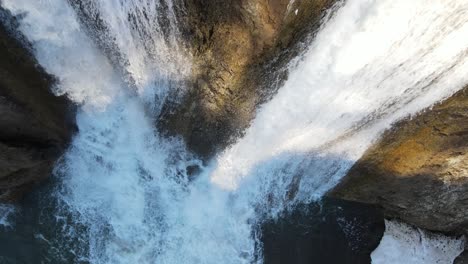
top-left (2, 0), bottom-right (120, 109)
top-left (212, 0), bottom-right (468, 198)
top-left (2, 0), bottom-right (467, 263)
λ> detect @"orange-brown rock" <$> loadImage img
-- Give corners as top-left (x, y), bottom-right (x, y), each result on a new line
top-left (161, 0), bottom-right (336, 158)
top-left (330, 87), bottom-right (468, 235)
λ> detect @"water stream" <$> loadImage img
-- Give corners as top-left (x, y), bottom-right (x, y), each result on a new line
top-left (1, 0), bottom-right (467, 263)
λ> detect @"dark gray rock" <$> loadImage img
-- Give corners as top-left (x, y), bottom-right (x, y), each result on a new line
top-left (0, 8), bottom-right (76, 201)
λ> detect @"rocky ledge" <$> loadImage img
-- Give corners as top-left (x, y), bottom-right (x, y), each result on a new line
top-left (0, 9), bottom-right (76, 201)
top-left (1, 1), bottom-right (467, 261)
top-left (330, 87), bottom-right (468, 257)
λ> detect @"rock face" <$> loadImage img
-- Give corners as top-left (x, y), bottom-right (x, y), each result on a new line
top-left (161, 0), bottom-right (336, 158)
top-left (0, 10), bottom-right (76, 201)
top-left (330, 87), bottom-right (468, 236)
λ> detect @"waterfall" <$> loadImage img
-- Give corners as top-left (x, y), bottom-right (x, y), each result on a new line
top-left (1, 0), bottom-right (467, 263)
top-left (211, 0), bottom-right (468, 200)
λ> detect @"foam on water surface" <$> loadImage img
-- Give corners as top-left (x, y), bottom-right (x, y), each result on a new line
top-left (371, 220), bottom-right (465, 264)
top-left (0, 204), bottom-right (15, 228)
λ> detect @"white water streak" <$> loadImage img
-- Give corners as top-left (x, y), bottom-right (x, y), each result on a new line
top-left (2, 0), bottom-right (120, 108)
top-left (87, 0), bottom-right (190, 102)
top-left (211, 0), bottom-right (468, 200)
top-left (2, 0), bottom-right (467, 263)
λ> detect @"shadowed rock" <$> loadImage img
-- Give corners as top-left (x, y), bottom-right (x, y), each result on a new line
top-left (0, 9), bottom-right (76, 201)
top-left (160, 0), bottom-right (337, 158)
top-left (330, 87), bottom-right (468, 244)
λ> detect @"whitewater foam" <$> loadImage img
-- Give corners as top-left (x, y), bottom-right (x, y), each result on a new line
top-left (371, 220), bottom-right (465, 264)
top-left (2, 0), bottom-right (121, 109)
top-left (211, 0), bottom-right (468, 201)
top-left (2, 0), bottom-right (467, 263)
top-left (0, 204), bottom-right (15, 228)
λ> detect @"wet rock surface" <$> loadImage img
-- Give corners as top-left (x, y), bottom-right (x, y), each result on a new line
top-left (160, 0), bottom-right (336, 158)
top-left (0, 9), bottom-right (76, 201)
top-left (331, 87), bottom-right (468, 237)
top-left (1, 1), bottom-right (467, 262)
